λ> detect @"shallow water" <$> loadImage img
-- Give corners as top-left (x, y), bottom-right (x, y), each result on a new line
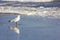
top-left (0, 15), bottom-right (60, 40)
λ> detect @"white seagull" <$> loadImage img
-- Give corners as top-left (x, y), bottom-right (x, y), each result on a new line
top-left (9, 15), bottom-right (20, 34)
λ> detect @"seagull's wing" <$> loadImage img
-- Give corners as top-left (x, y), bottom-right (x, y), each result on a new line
top-left (10, 17), bottom-right (18, 22)
top-left (11, 16), bottom-right (20, 22)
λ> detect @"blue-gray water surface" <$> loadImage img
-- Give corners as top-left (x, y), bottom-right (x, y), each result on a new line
top-left (0, 15), bottom-right (60, 40)
top-left (0, 1), bottom-right (60, 7)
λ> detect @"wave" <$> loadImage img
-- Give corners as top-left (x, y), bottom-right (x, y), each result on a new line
top-left (0, 1), bottom-right (60, 7)
top-left (1, 0), bottom-right (53, 2)
top-left (0, 6), bottom-right (60, 19)
top-left (0, 1), bottom-right (60, 19)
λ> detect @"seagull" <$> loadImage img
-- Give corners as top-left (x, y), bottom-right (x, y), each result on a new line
top-left (9, 15), bottom-right (20, 27)
top-left (9, 15), bottom-right (20, 34)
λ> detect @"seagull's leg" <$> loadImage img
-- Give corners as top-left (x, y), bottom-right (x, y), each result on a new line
top-left (16, 22), bottom-right (18, 27)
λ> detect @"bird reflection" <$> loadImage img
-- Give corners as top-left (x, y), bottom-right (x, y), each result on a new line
top-left (10, 26), bottom-right (20, 35)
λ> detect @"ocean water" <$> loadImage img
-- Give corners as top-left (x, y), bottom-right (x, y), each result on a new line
top-left (0, 14), bottom-right (60, 40)
top-left (0, 1), bottom-right (60, 7)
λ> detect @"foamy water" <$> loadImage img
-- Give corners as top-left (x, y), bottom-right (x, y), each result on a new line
top-left (0, 6), bottom-right (60, 19)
